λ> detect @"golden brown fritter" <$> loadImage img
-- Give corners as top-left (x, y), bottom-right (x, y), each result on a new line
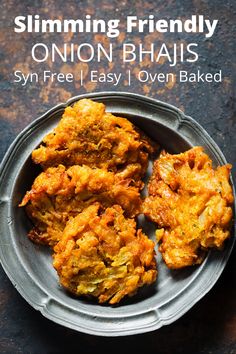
top-left (53, 203), bottom-right (157, 304)
top-left (142, 146), bottom-right (234, 269)
top-left (32, 99), bottom-right (157, 186)
top-left (20, 164), bottom-right (141, 247)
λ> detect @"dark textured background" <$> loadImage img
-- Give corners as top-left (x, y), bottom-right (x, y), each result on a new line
top-left (0, 1), bottom-right (236, 353)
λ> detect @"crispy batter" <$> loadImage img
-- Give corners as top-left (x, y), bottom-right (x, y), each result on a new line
top-left (32, 99), bottom-right (157, 186)
top-left (19, 98), bottom-right (159, 305)
top-left (53, 204), bottom-right (157, 304)
top-left (20, 164), bottom-right (141, 247)
top-left (142, 146), bottom-right (233, 269)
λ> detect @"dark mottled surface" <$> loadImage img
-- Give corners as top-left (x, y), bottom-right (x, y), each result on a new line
top-left (0, 0), bottom-right (236, 353)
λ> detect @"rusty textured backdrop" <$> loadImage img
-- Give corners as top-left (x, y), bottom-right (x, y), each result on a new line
top-left (0, 0), bottom-right (236, 353)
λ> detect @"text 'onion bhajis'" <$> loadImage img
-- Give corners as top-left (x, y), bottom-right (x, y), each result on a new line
top-left (32, 98), bottom-right (156, 187)
top-left (20, 164), bottom-right (141, 247)
top-left (53, 204), bottom-right (157, 304)
top-left (142, 146), bottom-right (233, 269)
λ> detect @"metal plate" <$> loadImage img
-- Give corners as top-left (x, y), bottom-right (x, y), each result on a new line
top-left (0, 92), bottom-right (235, 336)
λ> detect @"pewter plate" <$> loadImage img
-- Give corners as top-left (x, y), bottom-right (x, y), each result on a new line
top-left (0, 92), bottom-right (235, 336)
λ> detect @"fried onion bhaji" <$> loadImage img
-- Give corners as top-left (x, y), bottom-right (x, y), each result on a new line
top-left (20, 164), bottom-right (141, 247)
top-left (53, 203), bottom-right (157, 304)
top-left (31, 99), bottom-right (157, 187)
top-left (142, 146), bottom-right (234, 269)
